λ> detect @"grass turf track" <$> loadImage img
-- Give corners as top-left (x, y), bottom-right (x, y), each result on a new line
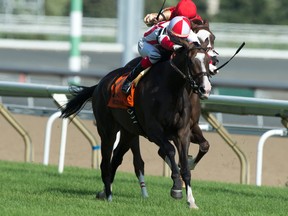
top-left (0, 160), bottom-right (287, 216)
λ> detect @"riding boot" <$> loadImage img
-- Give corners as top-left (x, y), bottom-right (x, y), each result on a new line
top-left (122, 63), bottom-right (145, 94)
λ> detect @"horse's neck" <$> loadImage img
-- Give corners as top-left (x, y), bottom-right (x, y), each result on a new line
top-left (190, 92), bottom-right (201, 122)
top-left (172, 53), bottom-right (188, 73)
top-left (149, 60), bottom-right (187, 93)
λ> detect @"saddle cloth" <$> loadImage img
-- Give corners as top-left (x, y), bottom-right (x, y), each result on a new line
top-left (107, 67), bottom-right (150, 109)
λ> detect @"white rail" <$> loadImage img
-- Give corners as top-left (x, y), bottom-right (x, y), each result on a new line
top-left (256, 129), bottom-right (288, 186)
top-left (1, 81), bottom-right (288, 183)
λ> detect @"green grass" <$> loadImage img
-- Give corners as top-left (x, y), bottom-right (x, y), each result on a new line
top-left (0, 160), bottom-right (287, 216)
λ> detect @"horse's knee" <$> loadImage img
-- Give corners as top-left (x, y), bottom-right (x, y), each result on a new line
top-left (200, 141), bottom-right (210, 152)
top-left (181, 171), bottom-right (191, 183)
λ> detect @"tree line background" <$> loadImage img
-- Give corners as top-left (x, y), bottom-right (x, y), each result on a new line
top-left (45, 0), bottom-right (288, 25)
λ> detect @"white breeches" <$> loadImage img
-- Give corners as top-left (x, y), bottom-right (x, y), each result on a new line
top-left (138, 38), bottom-right (162, 64)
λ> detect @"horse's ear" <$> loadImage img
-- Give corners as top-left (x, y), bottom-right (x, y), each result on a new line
top-left (203, 19), bottom-right (209, 27)
top-left (190, 21), bottom-right (197, 30)
top-left (191, 19), bottom-right (203, 26)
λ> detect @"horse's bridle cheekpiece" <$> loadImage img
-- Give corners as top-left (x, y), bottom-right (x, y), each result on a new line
top-left (169, 46), bottom-right (210, 92)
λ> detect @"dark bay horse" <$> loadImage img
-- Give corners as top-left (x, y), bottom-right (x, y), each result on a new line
top-left (106, 21), bottom-right (217, 202)
top-left (61, 40), bottom-right (211, 209)
top-left (119, 21), bottom-right (217, 173)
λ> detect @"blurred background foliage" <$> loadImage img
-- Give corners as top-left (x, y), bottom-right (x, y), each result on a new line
top-left (42, 0), bottom-right (288, 25)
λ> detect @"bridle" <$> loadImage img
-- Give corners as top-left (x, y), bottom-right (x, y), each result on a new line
top-left (170, 46), bottom-right (211, 92)
top-left (193, 25), bottom-right (218, 56)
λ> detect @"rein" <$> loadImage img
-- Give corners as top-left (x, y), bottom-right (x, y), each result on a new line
top-left (169, 47), bottom-right (210, 90)
top-left (169, 58), bottom-right (198, 89)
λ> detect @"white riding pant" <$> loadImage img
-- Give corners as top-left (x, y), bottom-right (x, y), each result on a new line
top-left (138, 38), bottom-right (161, 64)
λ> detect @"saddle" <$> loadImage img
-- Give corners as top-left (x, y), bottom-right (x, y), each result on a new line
top-left (107, 67), bottom-right (150, 109)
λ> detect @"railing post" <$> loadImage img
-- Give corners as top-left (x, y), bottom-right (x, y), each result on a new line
top-left (43, 111), bottom-right (62, 165)
top-left (256, 128), bottom-right (287, 186)
top-left (0, 103), bottom-right (33, 162)
top-left (202, 110), bottom-right (250, 184)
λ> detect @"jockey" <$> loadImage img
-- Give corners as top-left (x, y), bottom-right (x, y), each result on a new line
top-left (144, 0), bottom-right (219, 74)
top-left (122, 16), bottom-right (201, 94)
top-left (144, 0), bottom-right (203, 27)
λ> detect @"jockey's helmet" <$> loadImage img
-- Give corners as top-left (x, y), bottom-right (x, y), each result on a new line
top-left (167, 16), bottom-right (191, 38)
top-left (171, 0), bottom-right (197, 20)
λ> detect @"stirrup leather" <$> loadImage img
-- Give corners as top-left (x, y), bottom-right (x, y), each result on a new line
top-left (122, 79), bottom-right (132, 94)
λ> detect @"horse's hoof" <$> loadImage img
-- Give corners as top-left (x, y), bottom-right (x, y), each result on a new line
top-left (170, 189), bottom-right (183, 199)
top-left (141, 188), bottom-right (149, 198)
top-left (107, 195), bottom-right (113, 202)
top-left (188, 202), bottom-right (199, 209)
top-left (96, 191), bottom-right (106, 200)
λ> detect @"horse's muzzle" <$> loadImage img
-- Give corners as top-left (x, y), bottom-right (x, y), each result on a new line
top-left (198, 86), bottom-right (209, 100)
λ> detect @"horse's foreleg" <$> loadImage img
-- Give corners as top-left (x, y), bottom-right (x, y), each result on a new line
top-left (189, 125), bottom-right (210, 170)
top-left (176, 126), bottom-right (199, 209)
top-left (186, 185), bottom-right (199, 209)
top-left (166, 145), bottom-right (183, 199)
top-left (147, 129), bottom-right (183, 199)
top-left (179, 148), bottom-right (199, 209)
top-left (157, 148), bottom-right (175, 170)
top-left (180, 156), bottom-right (198, 209)
top-left (189, 140), bottom-right (209, 169)
top-left (159, 141), bottom-right (183, 199)
top-left (152, 142), bottom-right (183, 198)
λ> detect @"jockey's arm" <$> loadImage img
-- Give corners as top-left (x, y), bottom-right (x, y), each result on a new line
top-left (144, 7), bottom-right (174, 27)
top-left (158, 35), bottom-right (174, 51)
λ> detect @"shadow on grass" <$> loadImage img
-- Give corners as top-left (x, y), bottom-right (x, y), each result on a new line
top-left (196, 183), bottom-right (288, 202)
top-left (46, 187), bottom-right (95, 197)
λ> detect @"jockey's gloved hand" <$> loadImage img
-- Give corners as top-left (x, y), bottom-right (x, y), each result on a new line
top-left (144, 13), bottom-right (158, 27)
top-left (173, 44), bottom-right (182, 51)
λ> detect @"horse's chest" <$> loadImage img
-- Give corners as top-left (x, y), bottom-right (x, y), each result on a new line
top-left (161, 101), bottom-right (191, 129)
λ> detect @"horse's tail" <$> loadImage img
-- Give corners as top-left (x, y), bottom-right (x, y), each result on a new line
top-left (61, 85), bottom-right (97, 118)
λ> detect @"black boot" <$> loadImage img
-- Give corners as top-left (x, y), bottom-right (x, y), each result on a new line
top-left (122, 63), bottom-right (144, 94)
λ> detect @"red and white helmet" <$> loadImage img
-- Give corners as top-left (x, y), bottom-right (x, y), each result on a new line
top-left (167, 16), bottom-right (191, 38)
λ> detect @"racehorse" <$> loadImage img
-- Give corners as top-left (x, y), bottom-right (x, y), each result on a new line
top-left (61, 39), bottom-right (212, 209)
top-left (108, 22), bottom-right (217, 200)
top-left (118, 20), bottom-right (217, 171)
top-left (192, 19), bottom-right (219, 68)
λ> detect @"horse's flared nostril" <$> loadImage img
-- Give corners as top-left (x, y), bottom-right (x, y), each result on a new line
top-left (211, 56), bottom-right (219, 65)
top-left (198, 85), bottom-right (211, 100)
top-left (199, 86), bottom-right (206, 95)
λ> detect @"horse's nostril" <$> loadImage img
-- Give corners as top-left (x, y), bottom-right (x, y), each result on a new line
top-left (199, 86), bottom-right (206, 94)
top-left (211, 56), bottom-right (219, 65)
